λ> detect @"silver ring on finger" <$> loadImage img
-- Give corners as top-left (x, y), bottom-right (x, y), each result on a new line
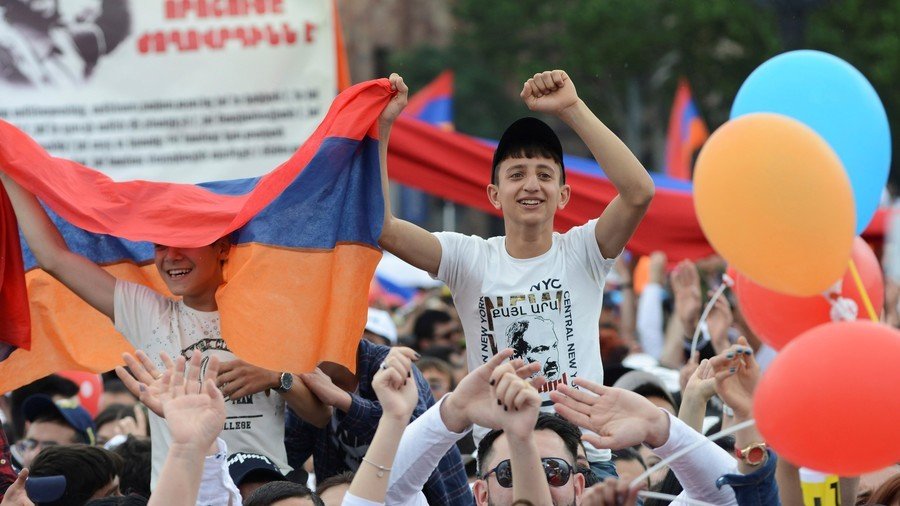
top-left (379, 361), bottom-right (389, 371)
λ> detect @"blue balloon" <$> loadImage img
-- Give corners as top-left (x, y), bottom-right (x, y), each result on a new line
top-left (731, 50), bottom-right (891, 234)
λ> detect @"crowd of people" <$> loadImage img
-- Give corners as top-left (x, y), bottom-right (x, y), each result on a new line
top-left (1, 69), bottom-right (898, 506)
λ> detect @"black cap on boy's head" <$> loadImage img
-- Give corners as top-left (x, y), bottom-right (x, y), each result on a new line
top-left (491, 117), bottom-right (565, 185)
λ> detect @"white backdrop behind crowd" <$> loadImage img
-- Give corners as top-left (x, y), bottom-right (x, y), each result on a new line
top-left (0, 0), bottom-right (339, 183)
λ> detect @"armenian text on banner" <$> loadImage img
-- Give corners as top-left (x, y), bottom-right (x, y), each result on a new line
top-left (0, 0), bottom-right (338, 183)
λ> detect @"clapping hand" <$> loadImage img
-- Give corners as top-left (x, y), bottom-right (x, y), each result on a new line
top-left (709, 337), bottom-right (759, 420)
top-left (441, 349), bottom-right (543, 433)
top-left (491, 361), bottom-right (543, 439)
top-left (372, 347), bottom-right (420, 421)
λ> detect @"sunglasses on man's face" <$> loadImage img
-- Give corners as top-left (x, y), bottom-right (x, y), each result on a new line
top-left (482, 457), bottom-right (574, 488)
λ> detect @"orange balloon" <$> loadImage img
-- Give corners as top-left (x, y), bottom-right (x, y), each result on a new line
top-left (736, 237), bottom-right (884, 349)
top-left (754, 321), bottom-right (900, 475)
top-left (694, 113), bottom-right (855, 296)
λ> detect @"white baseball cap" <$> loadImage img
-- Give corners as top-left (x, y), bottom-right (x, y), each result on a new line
top-left (365, 308), bottom-right (398, 345)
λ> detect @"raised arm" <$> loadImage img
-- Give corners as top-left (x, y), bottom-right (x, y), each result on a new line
top-left (376, 73), bottom-right (443, 275)
top-left (521, 70), bottom-right (654, 259)
top-left (0, 173), bottom-right (116, 319)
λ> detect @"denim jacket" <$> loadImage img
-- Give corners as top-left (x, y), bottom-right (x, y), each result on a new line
top-left (716, 449), bottom-right (780, 506)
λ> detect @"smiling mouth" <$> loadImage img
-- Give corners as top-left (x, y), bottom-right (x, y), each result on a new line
top-left (166, 268), bottom-right (192, 279)
top-left (517, 199), bottom-right (543, 208)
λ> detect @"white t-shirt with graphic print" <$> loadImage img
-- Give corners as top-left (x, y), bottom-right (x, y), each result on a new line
top-left (114, 280), bottom-right (288, 489)
top-left (435, 219), bottom-right (614, 462)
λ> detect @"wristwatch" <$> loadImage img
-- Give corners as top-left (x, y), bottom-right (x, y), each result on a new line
top-left (735, 443), bottom-right (767, 466)
top-left (274, 372), bottom-right (293, 393)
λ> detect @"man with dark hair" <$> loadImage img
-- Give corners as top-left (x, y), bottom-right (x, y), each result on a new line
top-left (412, 309), bottom-right (460, 352)
top-left (28, 444), bottom-right (123, 505)
top-left (474, 413), bottom-right (585, 506)
top-left (112, 436), bottom-right (151, 498)
top-left (17, 394), bottom-right (95, 467)
top-left (611, 447), bottom-right (649, 490)
top-left (244, 481), bottom-right (324, 506)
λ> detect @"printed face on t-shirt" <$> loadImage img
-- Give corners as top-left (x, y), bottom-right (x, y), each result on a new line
top-left (505, 315), bottom-right (561, 381)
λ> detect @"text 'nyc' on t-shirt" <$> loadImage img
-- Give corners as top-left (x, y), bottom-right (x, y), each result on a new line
top-left (435, 219), bottom-right (615, 461)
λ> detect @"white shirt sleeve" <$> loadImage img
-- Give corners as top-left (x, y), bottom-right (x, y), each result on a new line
top-left (197, 438), bottom-right (242, 506)
top-left (434, 231), bottom-right (484, 293)
top-left (341, 493), bottom-right (385, 506)
top-left (561, 219), bottom-right (616, 284)
top-left (636, 282), bottom-right (666, 360)
top-left (385, 396), bottom-right (470, 506)
top-left (651, 412), bottom-right (738, 506)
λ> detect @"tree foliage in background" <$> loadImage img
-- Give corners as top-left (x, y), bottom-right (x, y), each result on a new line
top-left (392, 0), bottom-right (899, 183)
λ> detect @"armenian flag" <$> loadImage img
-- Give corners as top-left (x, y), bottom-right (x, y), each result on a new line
top-left (0, 79), bottom-right (393, 392)
top-left (665, 78), bottom-right (709, 181)
top-left (404, 70), bottom-right (454, 130)
top-left (0, 184), bottom-right (30, 361)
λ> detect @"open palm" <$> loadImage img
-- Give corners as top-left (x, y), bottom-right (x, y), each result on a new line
top-left (551, 380), bottom-right (670, 450)
top-left (163, 381), bottom-right (226, 449)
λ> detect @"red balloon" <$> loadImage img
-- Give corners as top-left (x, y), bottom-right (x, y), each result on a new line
top-left (57, 370), bottom-right (103, 417)
top-left (755, 321), bottom-right (900, 475)
top-left (735, 237), bottom-right (883, 350)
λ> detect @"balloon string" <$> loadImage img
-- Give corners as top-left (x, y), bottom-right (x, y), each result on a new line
top-left (848, 259), bottom-right (878, 322)
top-left (690, 283), bottom-right (728, 357)
top-left (629, 418), bottom-right (756, 491)
top-left (637, 491), bottom-right (718, 506)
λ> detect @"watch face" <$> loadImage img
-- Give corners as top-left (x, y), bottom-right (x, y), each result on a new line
top-left (280, 373), bottom-right (293, 391)
top-left (747, 446), bottom-right (765, 464)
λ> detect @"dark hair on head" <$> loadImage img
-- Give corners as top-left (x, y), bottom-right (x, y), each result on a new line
top-left (477, 413), bottom-right (581, 476)
top-left (10, 375), bottom-right (79, 440)
top-left (866, 472), bottom-right (900, 505)
top-left (94, 404), bottom-right (135, 431)
top-left (30, 444), bottom-right (124, 506)
top-left (315, 470), bottom-right (354, 495)
top-left (492, 144), bottom-right (565, 186)
top-left (244, 481), bottom-right (324, 506)
top-left (86, 494), bottom-right (149, 505)
top-left (416, 357), bottom-right (456, 389)
top-left (413, 309), bottom-right (452, 343)
top-left (613, 447), bottom-right (646, 466)
top-left (578, 465), bottom-right (600, 487)
top-left (644, 469), bottom-right (683, 506)
top-left (102, 377), bottom-right (136, 396)
top-left (113, 436), bottom-right (152, 498)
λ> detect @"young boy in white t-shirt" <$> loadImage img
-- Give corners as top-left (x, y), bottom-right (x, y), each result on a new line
top-left (0, 173), bottom-right (330, 488)
top-left (376, 70), bottom-right (655, 478)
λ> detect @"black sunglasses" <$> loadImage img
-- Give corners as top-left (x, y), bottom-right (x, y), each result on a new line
top-left (482, 457), bottom-right (574, 488)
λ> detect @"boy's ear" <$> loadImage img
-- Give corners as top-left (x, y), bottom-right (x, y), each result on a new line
top-left (215, 238), bottom-right (231, 260)
top-left (557, 183), bottom-right (571, 209)
top-left (486, 184), bottom-right (502, 210)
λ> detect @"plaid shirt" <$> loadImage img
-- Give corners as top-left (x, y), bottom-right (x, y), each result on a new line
top-left (286, 340), bottom-right (473, 505)
top-left (0, 427), bottom-right (17, 501)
